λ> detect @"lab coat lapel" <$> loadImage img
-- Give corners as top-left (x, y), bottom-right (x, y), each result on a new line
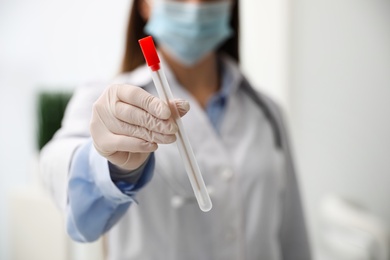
top-left (161, 61), bottom-right (225, 153)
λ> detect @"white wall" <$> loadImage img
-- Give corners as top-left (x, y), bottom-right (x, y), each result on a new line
top-left (289, 0), bottom-right (390, 258)
top-left (240, 0), bottom-right (290, 108)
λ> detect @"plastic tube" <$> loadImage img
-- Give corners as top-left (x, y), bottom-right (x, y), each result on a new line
top-left (139, 36), bottom-right (212, 212)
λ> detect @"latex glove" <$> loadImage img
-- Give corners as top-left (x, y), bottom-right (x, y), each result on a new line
top-left (90, 84), bottom-right (189, 171)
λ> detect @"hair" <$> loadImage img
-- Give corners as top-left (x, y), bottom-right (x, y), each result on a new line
top-left (121, 0), bottom-right (240, 73)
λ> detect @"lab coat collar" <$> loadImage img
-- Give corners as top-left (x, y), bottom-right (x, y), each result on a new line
top-left (116, 53), bottom-right (244, 99)
top-left (159, 54), bottom-right (244, 100)
top-left (218, 54), bottom-right (243, 98)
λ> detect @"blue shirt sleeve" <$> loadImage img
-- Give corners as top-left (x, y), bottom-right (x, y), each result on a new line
top-left (66, 139), bottom-right (155, 242)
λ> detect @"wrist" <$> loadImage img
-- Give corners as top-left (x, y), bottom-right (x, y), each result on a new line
top-left (109, 153), bottom-right (152, 184)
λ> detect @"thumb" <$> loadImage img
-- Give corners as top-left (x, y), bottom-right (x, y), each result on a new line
top-left (173, 99), bottom-right (190, 117)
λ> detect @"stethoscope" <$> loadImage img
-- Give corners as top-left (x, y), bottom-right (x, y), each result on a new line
top-left (240, 77), bottom-right (282, 149)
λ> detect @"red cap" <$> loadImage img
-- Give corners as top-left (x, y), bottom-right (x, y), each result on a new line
top-left (139, 36), bottom-right (160, 71)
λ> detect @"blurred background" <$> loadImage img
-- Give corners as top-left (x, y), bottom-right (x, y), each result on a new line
top-left (1, 0), bottom-right (389, 259)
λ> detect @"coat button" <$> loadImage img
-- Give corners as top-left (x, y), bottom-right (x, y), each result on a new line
top-left (220, 167), bottom-right (234, 181)
top-left (171, 196), bottom-right (185, 208)
top-left (206, 186), bottom-right (215, 196)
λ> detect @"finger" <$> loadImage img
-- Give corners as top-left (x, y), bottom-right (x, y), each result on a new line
top-left (173, 99), bottom-right (190, 118)
top-left (115, 101), bottom-right (178, 134)
top-left (110, 119), bottom-right (177, 144)
top-left (94, 132), bottom-right (158, 155)
top-left (107, 152), bottom-right (150, 171)
top-left (116, 85), bottom-right (171, 120)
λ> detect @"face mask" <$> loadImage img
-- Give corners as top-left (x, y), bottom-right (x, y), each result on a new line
top-left (144, 1), bottom-right (233, 66)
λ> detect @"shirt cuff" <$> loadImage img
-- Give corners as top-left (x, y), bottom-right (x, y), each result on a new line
top-left (86, 141), bottom-right (135, 204)
top-left (109, 154), bottom-right (152, 184)
top-left (111, 154), bottom-right (155, 196)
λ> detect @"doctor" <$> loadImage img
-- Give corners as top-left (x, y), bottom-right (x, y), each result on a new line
top-left (40, 0), bottom-right (311, 259)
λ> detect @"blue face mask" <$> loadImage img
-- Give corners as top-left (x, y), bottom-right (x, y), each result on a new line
top-left (145, 1), bottom-right (233, 66)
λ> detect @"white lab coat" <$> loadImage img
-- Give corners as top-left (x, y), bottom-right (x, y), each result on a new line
top-left (40, 56), bottom-right (311, 260)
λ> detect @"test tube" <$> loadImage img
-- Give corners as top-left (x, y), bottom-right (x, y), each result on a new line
top-left (139, 36), bottom-right (212, 212)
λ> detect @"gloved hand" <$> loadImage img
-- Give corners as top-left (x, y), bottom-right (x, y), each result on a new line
top-left (90, 84), bottom-right (190, 171)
